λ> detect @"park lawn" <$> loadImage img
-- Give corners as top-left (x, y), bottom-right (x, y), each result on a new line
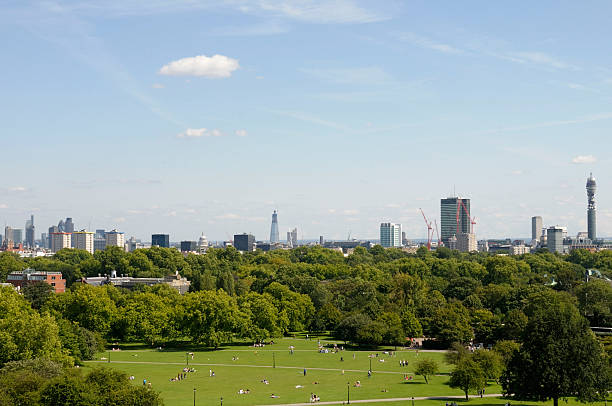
top-left (85, 337), bottom-right (493, 406)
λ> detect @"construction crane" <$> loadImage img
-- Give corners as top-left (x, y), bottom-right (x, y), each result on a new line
top-left (434, 219), bottom-right (442, 247)
top-left (456, 199), bottom-right (476, 234)
top-left (419, 208), bottom-right (434, 250)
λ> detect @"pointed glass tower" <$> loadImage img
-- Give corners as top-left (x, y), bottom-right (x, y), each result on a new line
top-left (270, 210), bottom-right (279, 243)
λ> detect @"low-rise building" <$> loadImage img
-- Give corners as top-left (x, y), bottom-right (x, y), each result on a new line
top-left (6, 269), bottom-right (66, 293)
top-left (81, 271), bottom-right (190, 294)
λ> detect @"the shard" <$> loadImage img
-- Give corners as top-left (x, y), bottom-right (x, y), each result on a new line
top-left (270, 210), bottom-right (279, 243)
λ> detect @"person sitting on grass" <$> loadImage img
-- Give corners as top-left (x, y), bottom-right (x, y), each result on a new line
top-left (270, 394), bottom-right (279, 398)
top-left (354, 381), bottom-right (361, 387)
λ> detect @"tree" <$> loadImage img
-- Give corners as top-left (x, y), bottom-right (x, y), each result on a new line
top-left (336, 313), bottom-right (371, 344)
top-left (575, 280), bottom-right (612, 327)
top-left (414, 358), bottom-right (439, 383)
top-left (428, 302), bottom-right (473, 346)
top-left (400, 307), bottom-right (423, 338)
top-left (502, 295), bottom-right (611, 406)
top-left (471, 349), bottom-right (503, 382)
top-left (22, 281), bottom-right (54, 310)
top-left (445, 342), bottom-right (469, 365)
top-left (449, 358), bottom-right (486, 400)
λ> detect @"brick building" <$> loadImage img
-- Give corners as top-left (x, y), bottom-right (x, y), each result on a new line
top-left (6, 269), bottom-right (66, 293)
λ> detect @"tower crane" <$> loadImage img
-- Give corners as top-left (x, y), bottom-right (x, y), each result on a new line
top-left (456, 199), bottom-right (476, 234)
top-left (419, 208), bottom-right (434, 250)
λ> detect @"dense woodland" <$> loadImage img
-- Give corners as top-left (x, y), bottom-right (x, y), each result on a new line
top-left (0, 245), bottom-right (611, 405)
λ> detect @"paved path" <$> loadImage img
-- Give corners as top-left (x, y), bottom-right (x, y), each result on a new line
top-left (87, 360), bottom-right (442, 376)
top-left (255, 393), bottom-right (503, 406)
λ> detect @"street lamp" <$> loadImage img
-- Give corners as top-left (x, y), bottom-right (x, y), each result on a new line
top-left (273, 352), bottom-right (276, 368)
top-left (186, 352), bottom-right (189, 366)
top-left (193, 388), bottom-right (196, 406)
top-left (108, 350), bottom-right (111, 364)
top-left (347, 382), bottom-right (350, 404)
top-left (412, 396), bottom-right (415, 406)
top-left (369, 357), bottom-right (372, 373)
top-left (220, 397), bottom-right (223, 406)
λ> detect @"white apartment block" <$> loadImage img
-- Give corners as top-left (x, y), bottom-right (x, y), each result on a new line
top-left (50, 232), bottom-right (72, 253)
top-left (73, 231), bottom-right (94, 254)
top-left (105, 229), bottom-right (125, 250)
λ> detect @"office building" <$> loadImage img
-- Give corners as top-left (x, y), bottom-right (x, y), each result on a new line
top-left (6, 269), bottom-right (66, 293)
top-left (94, 229), bottom-right (106, 252)
top-left (270, 210), bottom-right (279, 243)
top-left (287, 228), bottom-right (298, 248)
top-left (105, 230), bottom-right (125, 249)
top-left (51, 232), bottom-right (71, 252)
top-left (181, 241), bottom-right (197, 252)
top-left (234, 233), bottom-right (255, 252)
top-left (152, 234), bottom-right (170, 248)
top-left (11, 229), bottom-right (23, 245)
top-left (25, 215), bottom-right (35, 248)
top-left (440, 197), bottom-right (471, 247)
top-left (531, 216), bottom-right (542, 243)
top-left (547, 226), bottom-right (565, 254)
top-left (73, 230), bottom-right (94, 254)
top-left (456, 233), bottom-right (477, 252)
top-left (47, 225), bottom-right (59, 249)
top-left (319, 236), bottom-right (324, 245)
top-left (380, 223), bottom-right (401, 248)
top-left (64, 217), bottom-right (74, 233)
top-left (3, 226), bottom-right (14, 246)
top-left (587, 173), bottom-right (597, 240)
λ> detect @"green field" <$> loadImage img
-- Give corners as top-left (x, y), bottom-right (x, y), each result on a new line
top-left (84, 338), bottom-right (601, 406)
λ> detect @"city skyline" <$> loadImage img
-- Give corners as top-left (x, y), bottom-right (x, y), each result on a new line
top-left (1, 2), bottom-right (612, 240)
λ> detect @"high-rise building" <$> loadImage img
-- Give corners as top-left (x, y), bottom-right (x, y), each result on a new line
top-left (319, 236), bottom-right (324, 245)
top-left (57, 219), bottom-right (65, 232)
top-left (105, 230), bottom-right (125, 249)
top-left (531, 216), bottom-right (543, 243)
top-left (234, 233), bottom-right (255, 252)
top-left (41, 233), bottom-right (47, 248)
top-left (152, 234), bottom-right (170, 248)
top-left (51, 232), bottom-right (71, 252)
top-left (440, 197), bottom-right (471, 247)
top-left (73, 230), bottom-right (94, 254)
top-left (547, 226), bottom-right (565, 254)
top-left (25, 215), bottom-right (35, 248)
top-left (94, 229), bottom-right (106, 252)
top-left (64, 217), bottom-right (75, 234)
top-left (48, 225), bottom-right (59, 249)
top-left (270, 210), bottom-right (279, 243)
top-left (456, 233), bottom-right (477, 252)
top-left (380, 223), bottom-right (401, 248)
top-left (181, 241), bottom-right (197, 252)
top-left (12, 229), bottom-right (23, 245)
top-left (126, 237), bottom-right (143, 252)
top-left (3, 226), bottom-right (14, 246)
top-left (287, 228), bottom-right (298, 247)
top-left (587, 173), bottom-right (597, 241)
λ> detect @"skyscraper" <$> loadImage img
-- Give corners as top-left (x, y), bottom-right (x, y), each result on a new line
top-left (287, 228), bottom-right (298, 247)
top-left (64, 217), bottom-right (75, 233)
top-left (531, 216), bottom-right (542, 243)
top-left (152, 234), bottom-right (170, 248)
top-left (3, 226), bottom-right (14, 246)
top-left (25, 215), bottom-right (35, 248)
top-left (440, 197), bottom-right (471, 247)
top-left (12, 229), bottom-right (23, 245)
top-left (105, 230), bottom-right (125, 249)
top-left (547, 226), bottom-right (564, 254)
top-left (270, 210), bottom-right (279, 243)
top-left (587, 173), bottom-right (597, 240)
top-left (380, 223), bottom-right (401, 248)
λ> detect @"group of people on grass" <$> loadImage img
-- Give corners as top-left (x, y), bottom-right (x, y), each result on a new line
top-left (169, 367), bottom-right (196, 382)
top-left (309, 392), bottom-right (321, 402)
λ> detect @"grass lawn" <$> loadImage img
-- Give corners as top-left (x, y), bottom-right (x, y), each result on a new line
top-left (83, 337), bottom-right (603, 406)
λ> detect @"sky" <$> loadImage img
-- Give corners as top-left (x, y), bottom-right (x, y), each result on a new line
top-left (1, 1), bottom-right (612, 242)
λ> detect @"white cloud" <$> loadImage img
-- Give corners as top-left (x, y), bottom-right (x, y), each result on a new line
top-left (385, 203), bottom-right (401, 208)
top-left (152, 83), bottom-right (164, 89)
top-left (572, 155), bottom-right (597, 164)
top-left (505, 51), bottom-right (578, 70)
top-left (343, 209), bottom-right (359, 215)
top-left (177, 128), bottom-right (225, 138)
top-left (215, 213), bottom-right (240, 219)
top-left (9, 186), bottom-right (27, 192)
top-left (397, 33), bottom-right (463, 54)
top-left (511, 170), bottom-right (523, 175)
top-left (255, 0), bottom-right (388, 23)
top-left (328, 209), bottom-right (337, 214)
top-left (114, 217), bottom-right (126, 223)
top-left (159, 54), bottom-right (239, 78)
top-left (0, 204), bottom-right (8, 209)
top-left (235, 129), bottom-right (248, 137)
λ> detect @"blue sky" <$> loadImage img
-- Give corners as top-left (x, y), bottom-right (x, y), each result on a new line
top-left (1, 1), bottom-right (612, 242)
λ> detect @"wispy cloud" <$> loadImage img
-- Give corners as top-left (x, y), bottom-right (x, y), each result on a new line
top-left (40, 0), bottom-right (389, 24)
top-left (572, 155), bottom-right (597, 164)
top-left (177, 128), bottom-right (225, 138)
top-left (397, 32), bottom-right (463, 54)
top-left (159, 55), bottom-right (240, 78)
top-left (9, 186), bottom-right (28, 192)
top-left (215, 213), bottom-right (240, 220)
top-left (474, 112), bottom-right (612, 136)
top-left (152, 83), bottom-right (164, 89)
top-left (268, 110), bottom-right (350, 131)
top-left (504, 51), bottom-right (579, 70)
top-left (300, 66), bottom-right (392, 85)
top-left (0, 204), bottom-right (8, 209)
top-left (235, 129), bottom-right (248, 137)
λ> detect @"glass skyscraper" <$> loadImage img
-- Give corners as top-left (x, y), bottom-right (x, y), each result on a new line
top-left (380, 223), bottom-right (401, 248)
top-left (440, 197), bottom-right (471, 247)
top-left (270, 210), bottom-right (279, 243)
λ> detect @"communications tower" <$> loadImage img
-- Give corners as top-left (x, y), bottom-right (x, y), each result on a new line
top-left (587, 173), bottom-right (597, 240)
